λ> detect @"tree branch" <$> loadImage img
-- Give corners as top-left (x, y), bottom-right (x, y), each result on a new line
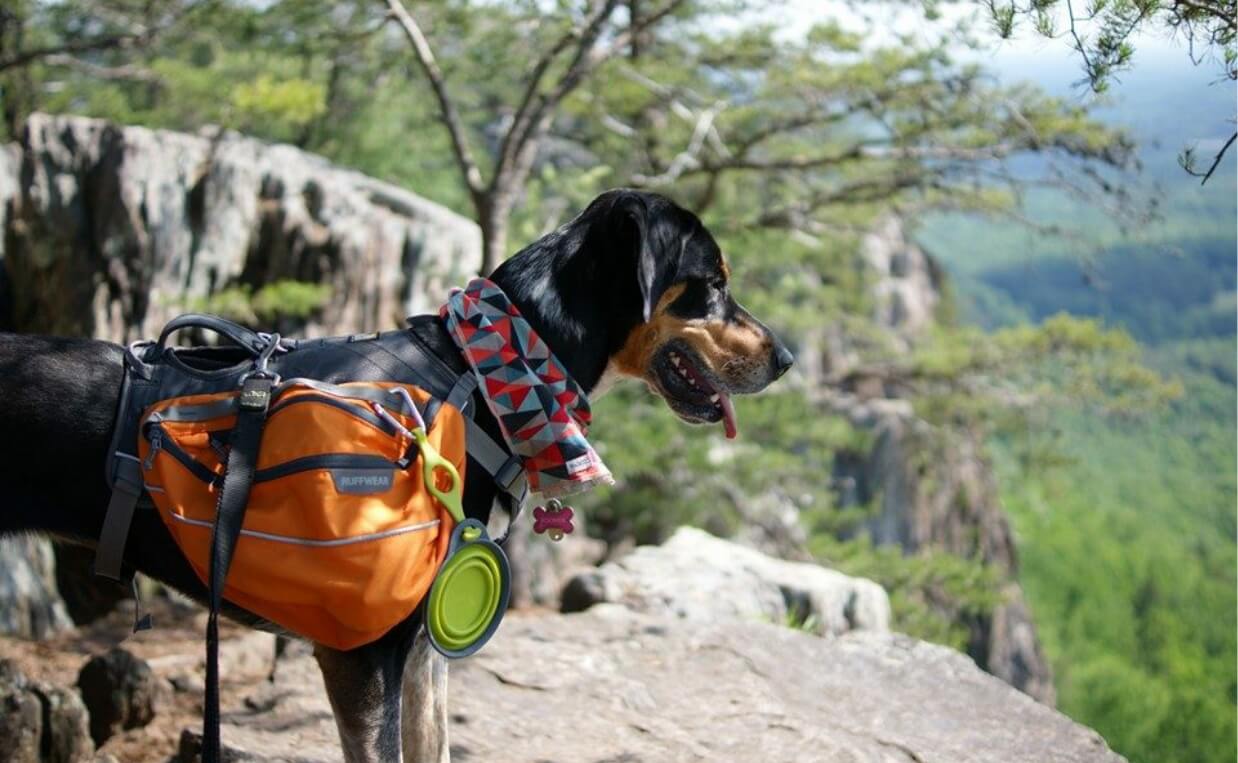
top-left (0, 32), bottom-right (147, 73)
top-left (1183, 130), bottom-right (1237, 184)
top-left (43, 53), bottom-right (161, 83)
top-left (383, 0), bottom-right (486, 197)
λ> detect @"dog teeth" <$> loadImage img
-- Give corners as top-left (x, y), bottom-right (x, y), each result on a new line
top-left (710, 394), bottom-right (719, 403)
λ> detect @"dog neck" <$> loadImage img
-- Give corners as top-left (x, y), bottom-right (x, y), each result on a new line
top-left (488, 232), bottom-right (644, 395)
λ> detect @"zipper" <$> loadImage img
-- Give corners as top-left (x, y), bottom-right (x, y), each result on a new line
top-left (143, 424), bottom-right (221, 484)
top-left (144, 423), bottom-right (405, 486)
top-left (268, 393), bottom-right (399, 437)
top-left (253, 453), bottom-right (399, 483)
top-left (144, 427), bottom-right (163, 470)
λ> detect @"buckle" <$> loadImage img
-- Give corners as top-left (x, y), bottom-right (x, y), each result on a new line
top-left (495, 456), bottom-right (524, 495)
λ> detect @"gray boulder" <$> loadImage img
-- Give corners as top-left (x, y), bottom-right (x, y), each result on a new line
top-left (177, 605), bottom-right (1122, 762)
top-left (0, 660), bottom-right (43, 763)
top-left (76, 648), bottom-right (158, 746)
top-left (0, 537), bottom-right (73, 640)
top-left (562, 526), bottom-right (890, 635)
top-left (0, 659), bottom-right (94, 763)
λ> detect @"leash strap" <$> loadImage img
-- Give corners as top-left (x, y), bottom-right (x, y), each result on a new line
top-left (202, 374), bottom-right (273, 763)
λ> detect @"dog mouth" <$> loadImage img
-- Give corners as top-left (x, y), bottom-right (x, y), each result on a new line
top-left (650, 341), bottom-right (739, 439)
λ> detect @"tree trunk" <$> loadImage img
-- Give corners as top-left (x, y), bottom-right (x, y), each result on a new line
top-left (477, 192), bottom-right (513, 276)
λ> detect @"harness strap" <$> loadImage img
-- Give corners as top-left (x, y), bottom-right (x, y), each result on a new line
top-left (202, 375), bottom-right (273, 763)
top-left (401, 328), bottom-right (528, 507)
top-left (94, 455), bottom-right (143, 581)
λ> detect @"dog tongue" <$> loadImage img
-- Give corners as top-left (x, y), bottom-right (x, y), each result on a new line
top-left (718, 391), bottom-right (738, 439)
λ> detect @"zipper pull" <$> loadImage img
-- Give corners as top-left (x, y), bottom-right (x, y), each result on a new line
top-left (144, 427), bottom-right (163, 471)
top-left (370, 402), bottom-right (415, 440)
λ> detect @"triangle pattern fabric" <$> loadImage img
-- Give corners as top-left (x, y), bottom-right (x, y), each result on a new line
top-left (441, 278), bottom-right (613, 498)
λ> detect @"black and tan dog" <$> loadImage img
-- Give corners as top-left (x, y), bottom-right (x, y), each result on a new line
top-left (0, 189), bottom-right (791, 761)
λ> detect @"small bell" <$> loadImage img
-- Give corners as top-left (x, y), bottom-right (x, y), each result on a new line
top-left (532, 499), bottom-right (575, 542)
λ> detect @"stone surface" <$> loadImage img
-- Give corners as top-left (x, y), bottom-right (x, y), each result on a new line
top-left (0, 660), bottom-right (44, 763)
top-left (1, 112), bottom-right (481, 343)
top-left (177, 607), bottom-right (1122, 763)
top-left (0, 536), bottom-right (74, 640)
top-left (76, 648), bottom-right (158, 746)
top-left (0, 659), bottom-right (95, 763)
top-left (561, 526), bottom-right (890, 636)
top-left (862, 215), bottom-right (943, 340)
top-left (30, 683), bottom-right (94, 763)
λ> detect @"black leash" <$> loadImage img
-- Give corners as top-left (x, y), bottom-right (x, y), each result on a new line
top-left (202, 364), bottom-right (277, 762)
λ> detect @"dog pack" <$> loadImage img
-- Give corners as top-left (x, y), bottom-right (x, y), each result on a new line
top-left (95, 313), bottom-right (525, 757)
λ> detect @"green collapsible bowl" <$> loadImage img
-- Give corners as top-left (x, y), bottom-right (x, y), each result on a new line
top-left (426, 519), bottom-right (510, 658)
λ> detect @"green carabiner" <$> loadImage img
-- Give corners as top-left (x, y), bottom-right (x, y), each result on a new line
top-left (375, 387), bottom-right (466, 525)
top-left (410, 427), bottom-right (465, 524)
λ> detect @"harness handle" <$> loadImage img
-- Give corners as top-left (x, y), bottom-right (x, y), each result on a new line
top-left (155, 314), bottom-right (271, 356)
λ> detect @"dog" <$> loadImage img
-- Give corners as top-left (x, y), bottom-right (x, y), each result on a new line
top-left (0, 188), bottom-right (792, 761)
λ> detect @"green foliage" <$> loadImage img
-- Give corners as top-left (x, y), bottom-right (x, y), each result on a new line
top-left (186, 280), bottom-right (331, 326)
top-left (231, 74), bottom-right (326, 130)
top-left (935, 191), bottom-right (1237, 763)
top-left (809, 533), bottom-right (1008, 650)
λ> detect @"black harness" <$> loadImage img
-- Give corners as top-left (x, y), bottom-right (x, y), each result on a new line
top-left (93, 313), bottom-right (525, 762)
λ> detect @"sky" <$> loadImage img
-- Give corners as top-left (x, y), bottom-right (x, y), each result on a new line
top-left (767, 0), bottom-right (1236, 188)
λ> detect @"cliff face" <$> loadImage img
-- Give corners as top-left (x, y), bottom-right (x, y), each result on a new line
top-left (825, 216), bottom-right (1056, 705)
top-left (0, 112), bottom-right (480, 342)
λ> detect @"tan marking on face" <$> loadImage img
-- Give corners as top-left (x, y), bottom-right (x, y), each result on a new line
top-left (612, 284), bottom-right (685, 378)
top-left (720, 258), bottom-right (731, 282)
top-left (612, 283), bottom-right (771, 385)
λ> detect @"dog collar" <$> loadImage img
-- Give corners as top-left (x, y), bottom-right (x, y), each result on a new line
top-left (440, 278), bottom-right (614, 499)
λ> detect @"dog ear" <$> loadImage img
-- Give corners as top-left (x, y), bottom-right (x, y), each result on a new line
top-left (612, 193), bottom-right (681, 322)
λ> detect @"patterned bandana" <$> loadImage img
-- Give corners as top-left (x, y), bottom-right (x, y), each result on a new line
top-left (440, 278), bottom-right (614, 499)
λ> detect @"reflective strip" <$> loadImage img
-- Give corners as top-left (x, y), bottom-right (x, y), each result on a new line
top-left (158, 397), bottom-right (239, 422)
top-left (276, 379), bottom-right (419, 413)
top-left (166, 513), bottom-right (441, 547)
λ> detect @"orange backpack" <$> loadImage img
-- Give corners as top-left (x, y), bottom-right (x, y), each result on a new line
top-left (95, 314), bottom-right (526, 761)
top-left (138, 380), bottom-right (462, 650)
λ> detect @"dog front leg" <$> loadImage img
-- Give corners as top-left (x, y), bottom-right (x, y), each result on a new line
top-left (314, 641), bottom-right (406, 762)
top-left (401, 631), bottom-right (450, 763)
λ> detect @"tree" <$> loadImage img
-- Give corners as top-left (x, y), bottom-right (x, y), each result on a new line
top-left (0, 0), bottom-right (212, 135)
top-left (979, 0), bottom-right (1237, 183)
top-left (381, 0), bottom-right (692, 273)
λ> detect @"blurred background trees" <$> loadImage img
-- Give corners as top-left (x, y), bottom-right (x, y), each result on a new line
top-left (0, 1), bottom-right (1233, 761)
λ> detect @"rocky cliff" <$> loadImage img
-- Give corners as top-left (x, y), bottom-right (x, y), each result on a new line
top-left (174, 529), bottom-right (1116, 763)
top-left (822, 216), bottom-right (1056, 704)
top-left (0, 112), bottom-right (480, 342)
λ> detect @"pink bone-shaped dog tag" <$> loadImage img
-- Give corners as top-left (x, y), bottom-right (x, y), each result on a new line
top-left (532, 500), bottom-right (575, 541)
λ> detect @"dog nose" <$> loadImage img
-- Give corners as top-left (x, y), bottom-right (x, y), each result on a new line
top-left (773, 344), bottom-right (794, 378)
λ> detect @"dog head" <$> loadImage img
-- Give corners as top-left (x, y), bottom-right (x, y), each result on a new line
top-left (491, 189), bottom-right (793, 439)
